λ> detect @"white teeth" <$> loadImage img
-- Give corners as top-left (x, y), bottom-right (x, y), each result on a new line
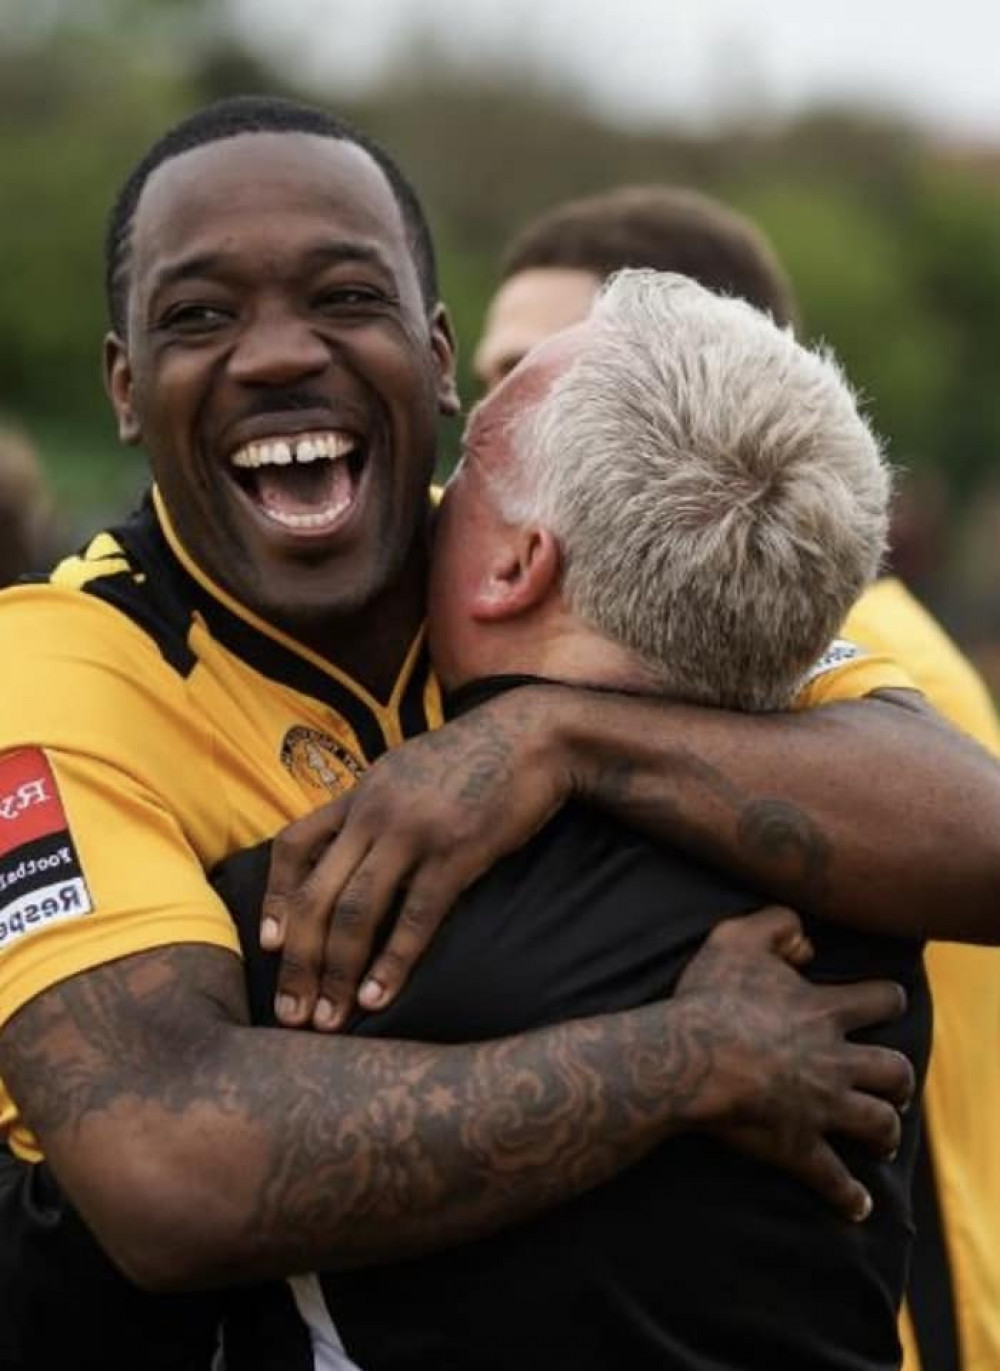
top-left (230, 431), bottom-right (357, 469)
top-left (265, 496), bottom-right (353, 530)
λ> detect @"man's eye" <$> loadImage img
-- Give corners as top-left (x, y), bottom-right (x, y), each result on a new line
top-left (161, 304), bottom-right (231, 331)
top-left (316, 286), bottom-right (385, 311)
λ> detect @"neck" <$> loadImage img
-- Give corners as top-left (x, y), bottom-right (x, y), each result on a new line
top-left (291, 539), bottom-right (431, 701)
top-left (155, 487), bottom-right (430, 703)
top-left (446, 613), bottom-right (657, 698)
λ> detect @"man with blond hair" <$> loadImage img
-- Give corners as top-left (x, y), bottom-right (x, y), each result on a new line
top-left (224, 271), bottom-right (928, 1370)
top-left (474, 186), bottom-right (1000, 1371)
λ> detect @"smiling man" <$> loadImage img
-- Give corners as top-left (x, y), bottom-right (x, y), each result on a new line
top-left (103, 112), bottom-right (457, 689)
top-left (0, 96), bottom-right (998, 1371)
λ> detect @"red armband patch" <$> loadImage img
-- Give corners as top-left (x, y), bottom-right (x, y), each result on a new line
top-left (0, 749), bottom-right (93, 949)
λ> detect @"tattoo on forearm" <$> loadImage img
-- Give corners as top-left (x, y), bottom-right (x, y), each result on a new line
top-left (737, 800), bottom-right (831, 905)
top-left (0, 944), bottom-right (718, 1273)
top-left (587, 732), bottom-right (832, 907)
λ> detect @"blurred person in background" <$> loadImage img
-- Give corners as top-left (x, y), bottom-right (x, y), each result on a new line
top-left (0, 425), bottom-right (59, 587)
top-left (474, 183), bottom-right (1000, 1371)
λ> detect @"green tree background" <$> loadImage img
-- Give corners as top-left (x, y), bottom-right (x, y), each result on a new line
top-left (2, 1), bottom-right (998, 666)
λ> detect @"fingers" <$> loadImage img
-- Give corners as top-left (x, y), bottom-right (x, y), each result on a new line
top-left (723, 1125), bottom-right (873, 1223)
top-left (309, 842), bottom-right (416, 1030)
top-left (358, 866), bottom-right (462, 1012)
top-left (269, 815), bottom-right (372, 1028)
top-left (706, 906), bottom-right (811, 964)
top-left (261, 797), bottom-right (350, 951)
top-left (788, 1139), bottom-right (874, 1223)
top-left (821, 979), bottom-right (908, 1035)
top-left (843, 1042), bottom-right (915, 1113)
top-left (827, 1088), bottom-right (903, 1161)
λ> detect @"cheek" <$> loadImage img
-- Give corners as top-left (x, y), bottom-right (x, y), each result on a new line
top-left (133, 354), bottom-right (199, 434)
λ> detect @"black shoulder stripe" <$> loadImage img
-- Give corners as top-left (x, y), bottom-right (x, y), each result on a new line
top-left (78, 496), bottom-right (197, 678)
top-left (84, 572), bottom-right (197, 677)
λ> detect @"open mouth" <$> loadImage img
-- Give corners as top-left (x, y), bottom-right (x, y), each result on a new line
top-left (229, 430), bottom-right (367, 535)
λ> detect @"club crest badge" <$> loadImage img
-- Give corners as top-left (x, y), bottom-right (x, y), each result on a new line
top-left (280, 726), bottom-right (365, 796)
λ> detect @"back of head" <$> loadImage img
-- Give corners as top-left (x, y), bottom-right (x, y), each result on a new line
top-left (105, 93), bottom-right (438, 337)
top-left (500, 271), bottom-right (890, 711)
top-left (502, 185), bottom-right (798, 329)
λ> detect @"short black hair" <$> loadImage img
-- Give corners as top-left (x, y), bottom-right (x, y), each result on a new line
top-left (502, 185), bottom-right (799, 330)
top-left (105, 94), bottom-right (439, 336)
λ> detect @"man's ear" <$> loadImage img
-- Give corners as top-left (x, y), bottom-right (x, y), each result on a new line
top-left (471, 526), bottom-right (561, 622)
top-left (429, 304), bottom-right (461, 417)
top-left (103, 333), bottom-right (142, 446)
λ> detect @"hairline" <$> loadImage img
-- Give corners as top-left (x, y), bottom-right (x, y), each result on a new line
top-left (106, 108), bottom-right (439, 338)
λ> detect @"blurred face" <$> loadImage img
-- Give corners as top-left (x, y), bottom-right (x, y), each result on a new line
top-left (106, 132), bottom-right (457, 633)
top-left (473, 266), bottom-right (599, 393)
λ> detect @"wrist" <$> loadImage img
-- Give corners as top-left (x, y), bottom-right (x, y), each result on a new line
top-left (645, 997), bottom-right (761, 1136)
top-left (506, 683), bottom-right (581, 804)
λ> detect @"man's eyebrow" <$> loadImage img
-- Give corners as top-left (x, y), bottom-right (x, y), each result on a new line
top-left (148, 242), bottom-right (395, 295)
top-left (300, 242), bottom-right (395, 277)
top-left (148, 252), bottom-right (231, 294)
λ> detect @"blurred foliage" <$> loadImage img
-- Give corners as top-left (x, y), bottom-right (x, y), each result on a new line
top-left (2, 2), bottom-right (999, 545)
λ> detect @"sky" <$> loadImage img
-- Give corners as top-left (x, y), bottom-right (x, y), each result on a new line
top-left (237, 0), bottom-right (1000, 142)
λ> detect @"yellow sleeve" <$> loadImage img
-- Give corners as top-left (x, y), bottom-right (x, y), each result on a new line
top-left (792, 637), bottom-right (918, 710)
top-left (0, 586), bottom-right (238, 1032)
top-left (844, 578), bottom-right (1000, 752)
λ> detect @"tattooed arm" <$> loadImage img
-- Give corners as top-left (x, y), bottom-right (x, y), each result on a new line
top-left (262, 684), bottom-right (1000, 1026)
top-left (0, 910), bottom-right (910, 1290)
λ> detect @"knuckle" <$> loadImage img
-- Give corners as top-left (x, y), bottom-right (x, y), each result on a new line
top-left (282, 880), bottom-right (325, 924)
top-left (272, 825), bottom-right (313, 863)
top-left (320, 963), bottom-right (354, 993)
top-left (888, 1048), bottom-right (915, 1094)
top-left (350, 791), bottom-right (393, 829)
top-left (276, 951), bottom-right (317, 987)
top-left (332, 896), bottom-right (369, 935)
top-left (862, 1097), bottom-right (900, 1149)
top-left (397, 897), bottom-right (437, 936)
top-left (372, 947), bottom-right (409, 982)
top-left (705, 918), bottom-right (740, 948)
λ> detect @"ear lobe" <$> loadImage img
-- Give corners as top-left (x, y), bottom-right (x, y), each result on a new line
top-left (103, 333), bottom-right (142, 446)
top-left (429, 304), bottom-right (461, 417)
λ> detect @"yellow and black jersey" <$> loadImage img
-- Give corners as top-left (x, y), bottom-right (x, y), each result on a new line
top-left (0, 486), bottom-right (913, 1166)
top-left (0, 487), bottom-right (441, 1161)
top-left (845, 578), bottom-right (1000, 1371)
top-left (0, 488), bottom-right (922, 1371)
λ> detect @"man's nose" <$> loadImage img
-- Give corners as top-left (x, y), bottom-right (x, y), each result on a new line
top-left (228, 310), bottom-right (330, 386)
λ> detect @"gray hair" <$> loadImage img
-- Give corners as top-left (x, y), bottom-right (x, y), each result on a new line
top-left (496, 270), bottom-right (891, 711)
